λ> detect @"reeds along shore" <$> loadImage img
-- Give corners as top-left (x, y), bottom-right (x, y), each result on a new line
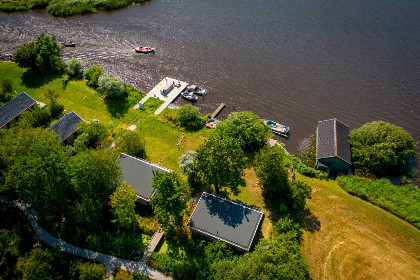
top-left (0, 0), bottom-right (148, 16)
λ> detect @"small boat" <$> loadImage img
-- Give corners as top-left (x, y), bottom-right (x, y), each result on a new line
top-left (264, 119), bottom-right (290, 138)
top-left (187, 85), bottom-right (207, 96)
top-left (135, 46), bottom-right (155, 53)
top-left (61, 41), bottom-right (75, 47)
top-left (181, 91), bottom-right (198, 102)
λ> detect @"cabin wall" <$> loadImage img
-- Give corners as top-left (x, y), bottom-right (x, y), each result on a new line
top-left (317, 157), bottom-right (350, 173)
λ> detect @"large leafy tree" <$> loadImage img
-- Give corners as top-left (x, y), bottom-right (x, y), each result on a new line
top-left (151, 172), bottom-right (188, 235)
top-left (254, 146), bottom-right (289, 198)
top-left (1, 128), bottom-right (69, 224)
top-left (195, 136), bottom-right (247, 194)
top-left (215, 111), bottom-right (270, 151)
top-left (13, 33), bottom-right (64, 73)
top-left (97, 73), bottom-right (127, 99)
top-left (110, 182), bottom-right (139, 231)
top-left (16, 249), bottom-right (56, 280)
top-left (76, 121), bottom-right (108, 149)
top-left (69, 150), bottom-right (121, 232)
top-left (349, 121), bottom-right (416, 177)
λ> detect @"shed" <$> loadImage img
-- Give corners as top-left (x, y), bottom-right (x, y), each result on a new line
top-left (118, 153), bottom-right (171, 205)
top-left (0, 92), bottom-right (36, 129)
top-left (187, 192), bottom-right (263, 252)
top-left (316, 118), bottom-right (351, 172)
top-left (49, 112), bottom-right (83, 145)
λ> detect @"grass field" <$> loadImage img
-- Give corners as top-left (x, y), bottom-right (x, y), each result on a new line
top-left (299, 174), bottom-right (420, 280)
top-left (0, 61), bottom-right (209, 173)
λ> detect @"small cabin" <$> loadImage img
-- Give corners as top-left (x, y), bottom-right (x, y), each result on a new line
top-left (187, 192), bottom-right (264, 252)
top-left (316, 118), bottom-right (352, 173)
top-left (0, 92), bottom-right (36, 129)
top-left (118, 153), bottom-right (171, 205)
top-left (49, 112), bottom-right (83, 145)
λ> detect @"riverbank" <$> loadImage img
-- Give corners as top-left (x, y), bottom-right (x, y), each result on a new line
top-left (0, 0), bottom-right (148, 16)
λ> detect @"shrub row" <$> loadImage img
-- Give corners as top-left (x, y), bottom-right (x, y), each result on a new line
top-left (337, 175), bottom-right (420, 229)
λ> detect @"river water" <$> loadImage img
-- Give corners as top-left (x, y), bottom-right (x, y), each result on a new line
top-left (1, 0), bottom-right (419, 155)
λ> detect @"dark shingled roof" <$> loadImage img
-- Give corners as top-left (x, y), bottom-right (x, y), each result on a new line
top-left (49, 112), bottom-right (83, 143)
top-left (118, 153), bottom-right (170, 201)
top-left (0, 92), bottom-right (36, 128)
top-left (187, 192), bottom-right (263, 251)
top-left (317, 118), bottom-right (351, 164)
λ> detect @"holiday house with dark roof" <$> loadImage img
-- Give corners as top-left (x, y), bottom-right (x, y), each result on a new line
top-left (316, 118), bottom-right (352, 172)
top-left (118, 153), bottom-right (171, 205)
top-left (187, 192), bottom-right (264, 252)
top-left (0, 92), bottom-right (36, 129)
top-left (49, 112), bottom-right (83, 145)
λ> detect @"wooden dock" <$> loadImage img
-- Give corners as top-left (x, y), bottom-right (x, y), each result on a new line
top-left (211, 103), bottom-right (225, 119)
top-left (134, 77), bottom-right (188, 115)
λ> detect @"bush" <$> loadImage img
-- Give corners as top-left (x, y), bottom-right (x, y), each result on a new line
top-left (76, 262), bottom-right (107, 280)
top-left (116, 129), bottom-right (146, 159)
top-left (77, 122), bottom-right (108, 149)
top-left (337, 175), bottom-right (420, 229)
top-left (216, 111), bottom-right (270, 151)
top-left (13, 33), bottom-right (64, 73)
top-left (349, 121), bottom-right (416, 177)
top-left (98, 73), bottom-right (127, 99)
top-left (0, 78), bottom-right (13, 103)
top-left (83, 65), bottom-right (104, 88)
top-left (292, 156), bottom-right (328, 179)
top-left (66, 58), bottom-right (82, 76)
top-left (178, 105), bottom-right (205, 129)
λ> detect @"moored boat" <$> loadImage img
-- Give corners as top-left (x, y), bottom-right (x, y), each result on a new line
top-left (264, 119), bottom-right (290, 138)
top-left (135, 46), bottom-right (155, 53)
top-left (181, 91), bottom-right (198, 102)
top-left (61, 41), bottom-right (75, 47)
top-left (187, 85), bottom-right (207, 96)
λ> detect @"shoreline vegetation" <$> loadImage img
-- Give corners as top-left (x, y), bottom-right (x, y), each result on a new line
top-left (0, 0), bottom-right (148, 16)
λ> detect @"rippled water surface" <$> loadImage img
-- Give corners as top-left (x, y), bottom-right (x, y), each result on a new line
top-left (1, 0), bottom-right (419, 154)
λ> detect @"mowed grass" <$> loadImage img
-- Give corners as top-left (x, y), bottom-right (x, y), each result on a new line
top-left (298, 174), bottom-right (420, 280)
top-left (0, 61), bottom-right (209, 172)
top-left (0, 61), bottom-right (111, 123)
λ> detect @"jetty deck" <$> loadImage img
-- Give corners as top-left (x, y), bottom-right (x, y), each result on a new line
top-left (134, 77), bottom-right (188, 115)
top-left (211, 103), bottom-right (225, 119)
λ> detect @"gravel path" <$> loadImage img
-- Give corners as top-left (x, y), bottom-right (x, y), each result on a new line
top-left (0, 196), bottom-right (172, 280)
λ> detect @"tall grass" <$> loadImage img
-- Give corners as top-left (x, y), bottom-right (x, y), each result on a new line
top-left (0, 0), bottom-right (147, 15)
top-left (337, 175), bottom-right (420, 229)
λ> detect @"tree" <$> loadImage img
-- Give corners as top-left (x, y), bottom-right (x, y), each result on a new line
top-left (110, 182), bottom-right (139, 230)
top-left (0, 78), bottom-right (13, 103)
top-left (254, 146), bottom-right (289, 198)
top-left (77, 121), bottom-right (108, 149)
top-left (16, 249), bottom-right (55, 280)
top-left (66, 58), bottom-right (82, 76)
top-left (69, 150), bottom-right (121, 233)
top-left (151, 172), bottom-right (188, 235)
top-left (178, 105), bottom-right (205, 129)
top-left (98, 73), bottom-right (126, 99)
top-left (83, 65), bottom-right (104, 88)
top-left (195, 136), bottom-right (247, 194)
top-left (179, 151), bottom-right (199, 188)
top-left (116, 129), bottom-right (146, 159)
top-left (13, 33), bottom-right (64, 73)
top-left (46, 89), bottom-right (64, 119)
top-left (2, 128), bottom-right (69, 224)
top-left (349, 121), bottom-right (416, 177)
top-left (76, 262), bottom-right (107, 280)
top-left (215, 111), bottom-right (270, 151)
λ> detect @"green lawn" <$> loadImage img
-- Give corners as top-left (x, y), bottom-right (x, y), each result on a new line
top-left (0, 61), bottom-right (209, 172)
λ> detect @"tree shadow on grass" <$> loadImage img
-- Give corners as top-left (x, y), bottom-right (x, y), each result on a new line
top-left (104, 97), bottom-right (130, 118)
top-left (301, 208), bottom-right (321, 232)
top-left (21, 70), bottom-right (61, 88)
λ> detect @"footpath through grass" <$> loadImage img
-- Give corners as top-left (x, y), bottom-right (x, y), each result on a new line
top-left (299, 174), bottom-right (420, 280)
